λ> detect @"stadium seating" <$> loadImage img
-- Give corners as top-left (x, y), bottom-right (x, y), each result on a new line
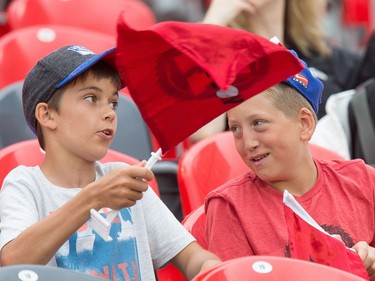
top-left (192, 255), bottom-right (365, 281)
top-left (0, 264), bottom-right (103, 281)
top-left (0, 81), bottom-right (35, 149)
top-left (0, 25), bottom-right (114, 89)
top-left (6, 0), bottom-right (156, 36)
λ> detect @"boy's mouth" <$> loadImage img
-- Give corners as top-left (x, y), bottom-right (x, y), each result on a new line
top-left (251, 153), bottom-right (269, 162)
top-left (98, 128), bottom-right (114, 140)
top-left (102, 129), bottom-right (113, 136)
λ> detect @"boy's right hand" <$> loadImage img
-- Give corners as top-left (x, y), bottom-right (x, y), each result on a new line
top-left (85, 164), bottom-right (154, 210)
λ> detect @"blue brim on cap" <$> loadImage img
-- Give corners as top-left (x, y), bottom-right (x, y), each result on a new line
top-left (283, 50), bottom-right (323, 113)
top-left (57, 47), bottom-right (116, 88)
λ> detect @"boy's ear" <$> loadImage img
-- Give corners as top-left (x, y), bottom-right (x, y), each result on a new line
top-left (35, 103), bottom-right (57, 130)
top-left (299, 107), bottom-right (315, 141)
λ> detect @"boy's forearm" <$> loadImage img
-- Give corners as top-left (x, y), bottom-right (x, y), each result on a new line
top-left (172, 242), bottom-right (221, 280)
top-left (1, 189), bottom-right (95, 265)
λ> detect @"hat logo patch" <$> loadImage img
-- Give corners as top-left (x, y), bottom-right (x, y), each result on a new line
top-left (292, 73), bottom-right (308, 88)
top-left (216, 85), bottom-right (239, 99)
top-left (67, 46), bottom-right (95, 56)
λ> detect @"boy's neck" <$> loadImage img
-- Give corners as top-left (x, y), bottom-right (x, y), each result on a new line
top-left (40, 157), bottom-right (97, 188)
top-left (268, 159), bottom-right (318, 197)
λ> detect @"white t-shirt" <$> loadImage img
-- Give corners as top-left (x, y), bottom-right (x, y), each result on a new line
top-left (0, 162), bottom-right (195, 281)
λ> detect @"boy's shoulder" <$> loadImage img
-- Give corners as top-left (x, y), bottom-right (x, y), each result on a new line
top-left (316, 158), bottom-right (374, 177)
top-left (2, 164), bottom-right (39, 182)
top-left (206, 171), bottom-right (255, 200)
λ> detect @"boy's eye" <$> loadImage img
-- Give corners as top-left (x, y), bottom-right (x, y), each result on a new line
top-left (84, 95), bottom-right (96, 102)
top-left (253, 120), bottom-right (265, 127)
top-left (229, 126), bottom-right (241, 133)
top-left (110, 101), bottom-right (119, 110)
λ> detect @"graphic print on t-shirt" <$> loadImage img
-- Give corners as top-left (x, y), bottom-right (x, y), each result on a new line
top-left (56, 208), bottom-right (141, 281)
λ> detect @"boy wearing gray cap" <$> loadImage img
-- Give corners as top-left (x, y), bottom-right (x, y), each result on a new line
top-left (0, 45), bottom-right (220, 281)
top-left (205, 55), bottom-right (375, 279)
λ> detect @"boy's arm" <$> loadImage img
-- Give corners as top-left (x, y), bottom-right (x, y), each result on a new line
top-left (1, 187), bottom-right (96, 265)
top-left (0, 165), bottom-right (153, 265)
top-left (170, 241), bottom-right (221, 280)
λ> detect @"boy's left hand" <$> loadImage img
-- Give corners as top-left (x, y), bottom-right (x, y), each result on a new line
top-left (353, 241), bottom-right (375, 280)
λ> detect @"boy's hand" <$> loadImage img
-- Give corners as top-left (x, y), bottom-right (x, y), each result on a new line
top-left (86, 164), bottom-right (154, 210)
top-left (352, 241), bottom-right (375, 280)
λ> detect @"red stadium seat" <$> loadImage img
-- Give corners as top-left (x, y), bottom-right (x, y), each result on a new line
top-left (0, 24), bottom-right (115, 89)
top-left (192, 256), bottom-right (367, 281)
top-left (309, 142), bottom-right (346, 160)
top-left (6, 0), bottom-right (156, 35)
top-left (182, 205), bottom-right (207, 249)
top-left (0, 139), bottom-right (159, 195)
top-left (177, 131), bottom-right (249, 217)
top-left (178, 131), bottom-right (345, 218)
top-left (156, 205), bottom-right (206, 281)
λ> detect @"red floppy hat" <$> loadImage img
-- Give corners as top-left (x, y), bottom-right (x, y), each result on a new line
top-left (116, 16), bottom-right (304, 153)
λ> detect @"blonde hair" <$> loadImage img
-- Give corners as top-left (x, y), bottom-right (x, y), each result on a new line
top-left (229, 0), bottom-right (331, 58)
top-left (264, 83), bottom-right (318, 124)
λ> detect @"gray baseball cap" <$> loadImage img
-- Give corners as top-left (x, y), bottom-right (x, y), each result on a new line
top-left (22, 45), bottom-right (122, 134)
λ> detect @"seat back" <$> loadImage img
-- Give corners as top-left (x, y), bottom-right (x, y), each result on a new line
top-left (177, 131), bottom-right (249, 217)
top-left (0, 81), bottom-right (36, 149)
top-left (178, 131), bottom-right (346, 218)
top-left (193, 256), bottom-right (366, 281)
top-left (156, 205), bottom-right (206, 281)
top-left (0, 139), bottom-right (159, 194)
top-left (0, 25), bottom-right (114, 89)
top-left (308, 143), bottom-right (347, 160)
top-left (0, 264), bottom-right (103, 281)
top-left (6, 0), bottom-right (156, 35)
top-left (182, 205), bottom-right (207, 249)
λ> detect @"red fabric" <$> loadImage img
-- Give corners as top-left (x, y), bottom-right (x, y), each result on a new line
top-left (116, 15), bottom-right (303, 152)
top-left (284, 204), bottom-right (369, 280)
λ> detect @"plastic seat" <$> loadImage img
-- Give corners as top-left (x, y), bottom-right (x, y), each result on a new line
top-left (156, 205), bottom-right (206, 281)
top-left (178, 131), bottom-right (346, 218)
top-left (0, 264), bottom-right (103, 281)
top-left (6, 0), bottom-right (156, 36)
top-left (0, 81), bottom-right (36, 149)
top-left (0, 25), bottom-right (114, 89)
top-left (182, 205), bottom-right (207, 249)
top-left (0, 139), bottom-right (159, 195)
top-left (308, 142), bottom-right (347, 160)
top-left (177, 131), bottom-right (249, 217)
top-left (192, 256), bottom-right (366, 281)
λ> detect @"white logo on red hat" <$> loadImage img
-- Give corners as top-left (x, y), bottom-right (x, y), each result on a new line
top-left (216, 85), bottom-right (239, 99)
top-left (293, 73), bottom-right (308, 88)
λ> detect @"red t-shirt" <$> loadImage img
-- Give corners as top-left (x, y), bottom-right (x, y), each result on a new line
top-left (205, 159), bottom-right (375, 261)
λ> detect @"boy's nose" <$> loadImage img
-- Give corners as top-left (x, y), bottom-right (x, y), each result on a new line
top-left (104, 106), bottom-right (116, 121)
top-left (243, 131), bottom-right (260, 151)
